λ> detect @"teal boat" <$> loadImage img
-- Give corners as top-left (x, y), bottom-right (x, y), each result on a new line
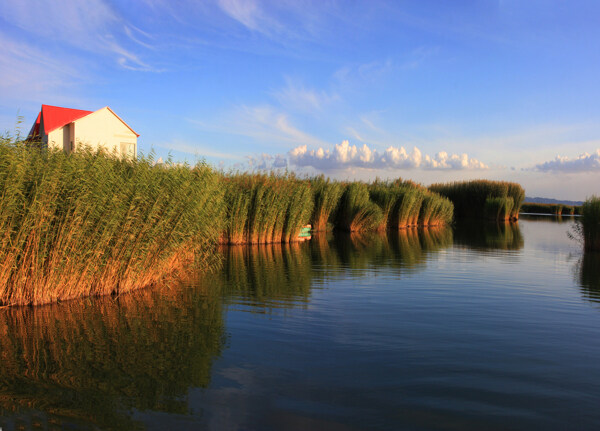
top-left (298, 225), bottom-right (312, 241)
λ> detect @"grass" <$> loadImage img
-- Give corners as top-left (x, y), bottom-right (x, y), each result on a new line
top-left (429, 179), bottom-right (524, 221)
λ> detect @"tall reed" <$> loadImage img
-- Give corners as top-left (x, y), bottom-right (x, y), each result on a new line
top-left (484, 197), bottom-right (514, 221)
top-left (368, 181), bottom-right (453, 230)
top-left (521, 202), bottom-right (575, 215)
top-left (394, 189), bottom-right (420, 227)
top-left (369, 182), bottom-right (403, 230)
top-left (310, 175), bottom-right (345, 231)
top-left (337, 182), bottom-right (383, 232)
top-left (581, 196), bottom-right (600, 251)
top-left (221, 173), bottom-right (313, 244)
top-left (429, 179), bottom-right (524, 221)
top-left (0, 141), bottom-right (224, 306)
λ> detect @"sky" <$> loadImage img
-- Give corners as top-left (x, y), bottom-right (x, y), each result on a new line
top-left (1, 0), bottom-right (599, 200)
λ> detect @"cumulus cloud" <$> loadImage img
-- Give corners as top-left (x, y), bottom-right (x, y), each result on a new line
top-left (288, 140), bottom-right (488, 171)
top-left (535, 150), bottom-right (600, 173)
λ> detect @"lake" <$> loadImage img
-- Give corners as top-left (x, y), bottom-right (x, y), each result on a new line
top-left (1, 216), bottom-right (600, 430)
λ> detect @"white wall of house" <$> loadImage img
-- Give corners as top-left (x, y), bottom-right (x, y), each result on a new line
top-left (73, 108), bottom-right (137, 158)
top-left (47, 127), bottom-right (69, 151)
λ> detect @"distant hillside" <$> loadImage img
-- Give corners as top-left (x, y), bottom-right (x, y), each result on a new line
top-left (525, 196), bottom-right (583, 206)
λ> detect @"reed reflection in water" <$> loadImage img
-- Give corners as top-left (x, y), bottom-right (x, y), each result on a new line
top-left (3, 220), bottom-right (600, 430)
top-left (453, 220), bottom-right (524, 251)
top-left (577, 251), bottom-right (600, 304)
top-left (0, 283), bottom-right (225, 430)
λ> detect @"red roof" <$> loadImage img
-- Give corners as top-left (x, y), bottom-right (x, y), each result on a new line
top-left (28, 104), bottom-right (139, 138)
top-left (28, 112), bottom-right (41, 137)
top-left (40, 105), bottom-right (93, 135)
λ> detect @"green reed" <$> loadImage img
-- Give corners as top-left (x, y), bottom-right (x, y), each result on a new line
top-left (369, 181), bottom-right (453, 229)
top-left (521, 202), bottom-right (575, 215)
top-left (369, 182), bottom-right (403, 230)
top-left (484, 197), bottom-right (514, 220)
top-left (0, 140), bottom-right (224, 306)
top-left (337, 182), bottom-right (383, 232)
top-left (429, 179), bottom-right (524, 221)
top-left (310, 175), bottom-right (345, 231)
top-left (581, 196), bottom-right (600, 251)
top-left (221, 173), bottom-right (313, 244)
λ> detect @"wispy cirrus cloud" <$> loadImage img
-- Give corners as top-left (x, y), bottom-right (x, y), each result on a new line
top-left (189, 104), bottom-right (330, 149)
top-left (216, 0), bottom-right (273, 34)
top-left (272, 78), bottom-right (339, 113)
top-left (0, 0), bottom-right (157, 71)
top-left (535, 149), bottom-right (600, 173)
top-left (0, 31), bottom-right (88, 107)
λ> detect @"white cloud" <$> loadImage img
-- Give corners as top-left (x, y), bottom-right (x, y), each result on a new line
top-left (535, 150), bottom-right (600, 173)
top-left (288, 140), bottom-right (489, 171)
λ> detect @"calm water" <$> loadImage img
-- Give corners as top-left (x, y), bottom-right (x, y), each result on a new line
top-left (2, 216), bottom-right (600, 430)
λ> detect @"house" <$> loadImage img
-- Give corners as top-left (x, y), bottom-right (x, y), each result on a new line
top-left (27, 105), bottom-right (139, 159)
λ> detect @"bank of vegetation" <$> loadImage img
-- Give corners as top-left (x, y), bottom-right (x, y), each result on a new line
top-left (429, 180), bottom-right (525, 221)
top-left (520, 202), bottom-right (579, 215)
top-left (580, 196), bottom-right (600, 251)
top-left (1, 135), bottom-right (528, 307)
top-left (0, 139), bottom-right (223, 306)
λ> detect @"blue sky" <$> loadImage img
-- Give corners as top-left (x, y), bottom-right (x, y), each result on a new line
top-left (1, 0), bottom-right (599, 200)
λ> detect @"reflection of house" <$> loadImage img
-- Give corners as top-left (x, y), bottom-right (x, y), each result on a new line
top-left (27, 105), bottom-right (139, 159)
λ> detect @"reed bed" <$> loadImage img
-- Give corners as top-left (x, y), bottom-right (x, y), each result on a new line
top-left (221, 173), bottom-right (314, 244)
top-left (484, 197), bottom-right (514, 221)
top-left (369, 181), bottom-right (453, 229)
top-left (337, 182), bottom-right (383, 232)
top-left (0, 140), bottom-right (224, 306)
top-left (521, 202), bottom-right (576, 215)
top-left (310, 175), bottom-right (345, 231)
top-left (581, 196), bottom-right (600, 251)
top-left (429, 179), bottom-right (524, 221)
top-left (1, 129), bottom-right (527, 307)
